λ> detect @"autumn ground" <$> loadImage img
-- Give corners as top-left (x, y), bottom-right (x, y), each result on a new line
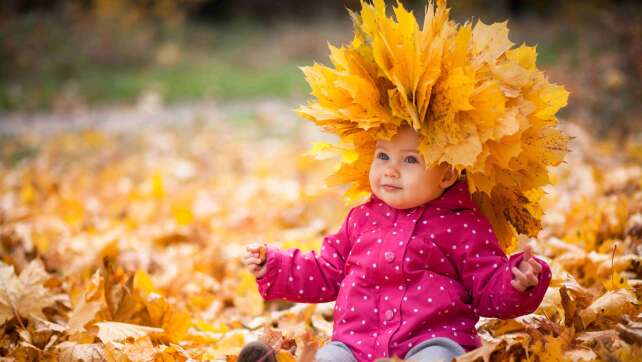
top-left (0, 99), bottom-right (641, 361)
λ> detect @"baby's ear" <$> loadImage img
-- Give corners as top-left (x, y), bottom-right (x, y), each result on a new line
top-left (439, 164), bottom-right (459, 188)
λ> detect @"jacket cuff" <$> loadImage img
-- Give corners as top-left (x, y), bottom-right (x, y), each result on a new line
top-left (502, 253), bottom-right (552, 315)
top-left (255, 245), bottom-right (284, 299)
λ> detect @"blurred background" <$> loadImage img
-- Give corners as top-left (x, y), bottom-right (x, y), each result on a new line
top-left (1, 0), bottom-right (640, 137)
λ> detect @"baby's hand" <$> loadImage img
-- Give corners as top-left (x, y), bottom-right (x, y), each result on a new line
top-left (510, 244), bottom-right (543, 292)
top-left (244, 243), bottom-right (268, 278)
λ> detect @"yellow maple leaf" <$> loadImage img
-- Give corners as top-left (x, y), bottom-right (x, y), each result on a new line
top-left (0, 259), bottom-right (57, 326)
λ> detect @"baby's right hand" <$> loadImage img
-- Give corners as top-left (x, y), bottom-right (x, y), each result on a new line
top-left (244, 243), bottom-right (267, 278)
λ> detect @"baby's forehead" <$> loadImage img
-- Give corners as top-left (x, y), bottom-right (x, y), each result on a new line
top-left (375, 134), bottom-right (420, 150)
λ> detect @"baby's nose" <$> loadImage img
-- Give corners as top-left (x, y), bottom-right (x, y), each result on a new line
top-left (384, 167), bottom-right (399, 178)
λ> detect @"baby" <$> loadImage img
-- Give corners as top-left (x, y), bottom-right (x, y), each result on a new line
top-left (238, 0), bottom-right (568, 359)
top-left (242, 126), bottom-right (551, 362)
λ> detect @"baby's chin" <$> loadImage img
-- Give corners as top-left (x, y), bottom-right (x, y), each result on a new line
top-left (373, 191), bottom-right (422, 210)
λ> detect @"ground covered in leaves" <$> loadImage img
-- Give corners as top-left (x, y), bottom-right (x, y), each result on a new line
top-left (1, 106), bottom-right (642, 361)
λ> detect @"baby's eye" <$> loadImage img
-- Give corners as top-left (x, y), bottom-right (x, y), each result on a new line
top-left (405, 155), bottom-right (419, 164)
top-left (377, 152), bottom-right (389, 160)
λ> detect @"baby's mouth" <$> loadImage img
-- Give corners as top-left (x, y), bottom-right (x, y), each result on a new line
top-left (382, 184), bottom-right (402, 192)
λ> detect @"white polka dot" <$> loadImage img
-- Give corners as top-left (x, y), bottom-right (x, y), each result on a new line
top-left (452, 245), bottom-right (457, 250)
top-left (464, 223), bottom-right (468, 228)
top-left (428, 298), bottom-right (433, 303)
top-left (423, 220), bottom-right (428, 224)
top-left (447, 228), bottom-right (451, 233)
top-left (289, 277), bottom-right (293, 282)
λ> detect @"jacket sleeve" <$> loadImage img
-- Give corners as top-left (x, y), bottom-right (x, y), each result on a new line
top-left (254, 207), bottom-right (357, 303)
top-left (450, 212), bottom-right (552, 319)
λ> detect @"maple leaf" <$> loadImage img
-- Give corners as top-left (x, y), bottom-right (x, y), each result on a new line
top-left (579, 289), bottom-right (639, 329)
top-left (94, 321), bottom-right (164, 344)
top-left (0, 259), bottom-right (57, 326)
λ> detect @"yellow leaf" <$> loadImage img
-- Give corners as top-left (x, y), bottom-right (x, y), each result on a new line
top-left (0, 259), bottom-right (57, 325)
top-left (94, 321), bottom-right (163, 344)
top-left (162, 309), bottom-right (191, 344)
top-left (276, 350), bottom-right (296, 362)
top-left (579, 289), bottom-right (639, 328)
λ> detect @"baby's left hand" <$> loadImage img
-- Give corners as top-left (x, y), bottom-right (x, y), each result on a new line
top-left (510, 244), bottom-right (543, 292)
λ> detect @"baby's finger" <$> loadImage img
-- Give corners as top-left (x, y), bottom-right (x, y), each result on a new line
top-left (525, 271), bottom-right (539, 286)
top-left (246, 256), bottom-right (262, 265)
top-left (512, 266), bottom-right (528, 284)
top-left (522, 244), bottom-right (532, 263)
top-left (511, 279), bottom-right (525, 292)
top-left (528, 258), bottom-right (543, 273)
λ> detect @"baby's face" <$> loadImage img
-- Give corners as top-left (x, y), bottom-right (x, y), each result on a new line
top-left (369, 126), bottom-right (456, 209)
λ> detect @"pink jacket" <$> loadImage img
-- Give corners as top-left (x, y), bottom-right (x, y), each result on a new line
top-left (255, 179), bottom-right (551, 361)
